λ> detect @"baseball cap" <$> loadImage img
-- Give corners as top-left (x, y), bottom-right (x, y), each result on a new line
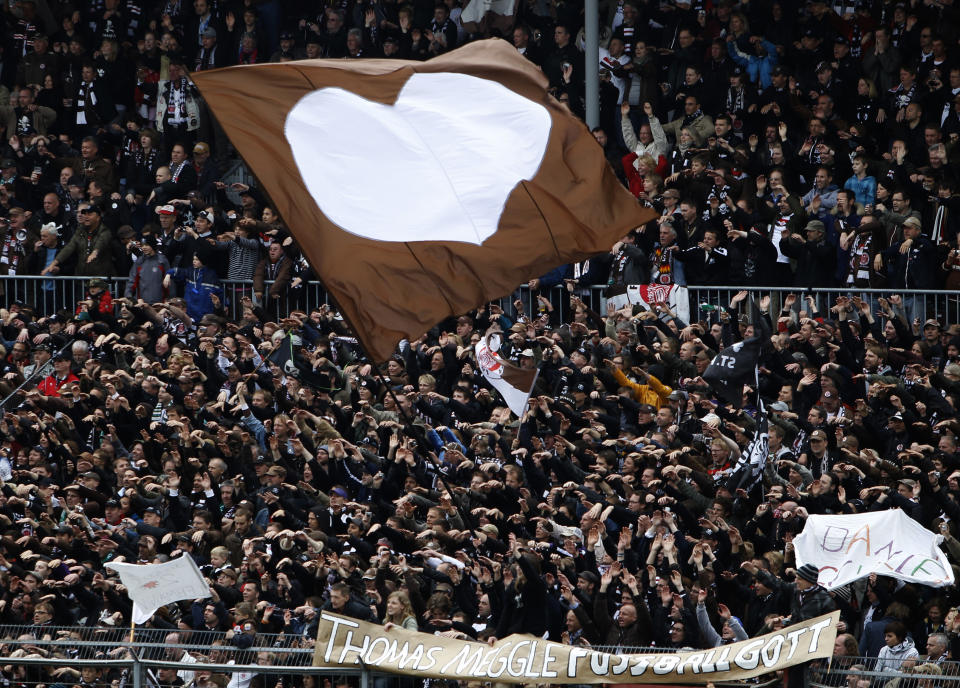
top-left (201, 26), bottom-right (217, 38)
top-left (771, 65), bottom-right (787, 76)
top-left (520, 349), bottom-right (535, 357)
top-left (157, 204), bottom-right (177, 216)
top-left (805, 220), bottom-right (826, 233)
top-left (769, 401), bottom-right (789, 412)
top-left (924, 319), bottom-right (941, 329)
top-left (809, 429), bottom-right (828, 440)
top-left (193, 142), bottom-right (210, 155)
top-left (890, 412), bottom-right (905, 421)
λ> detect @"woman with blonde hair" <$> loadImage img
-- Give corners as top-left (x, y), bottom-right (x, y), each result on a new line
top-left (763, 550), bottom-right (784, 576)
top-left (728, 12), bottom-right (751, 53)
top-left (383, 591), bottom-right (418, 631)
top-left (849, 77), bottom-right (881, 126)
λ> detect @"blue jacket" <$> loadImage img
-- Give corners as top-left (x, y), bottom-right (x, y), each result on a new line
top-left (171, 265), bottom-right (223, 321)
top-left (844, 175), bottom-right (877, 207)
top-left (728, 39), bottom-right (778, 89)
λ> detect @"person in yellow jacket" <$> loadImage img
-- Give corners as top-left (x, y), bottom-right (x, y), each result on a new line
top-left (610, 363), bottom-right (673, 408)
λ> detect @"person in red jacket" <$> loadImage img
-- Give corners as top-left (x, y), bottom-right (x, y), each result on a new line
top-left (37, 352), bottom-right (79, 396)
top-left (75, 278), bottom-right (113, 322)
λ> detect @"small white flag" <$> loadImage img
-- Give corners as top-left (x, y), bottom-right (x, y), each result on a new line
top-left (105, 554), bottom-right (210, 624)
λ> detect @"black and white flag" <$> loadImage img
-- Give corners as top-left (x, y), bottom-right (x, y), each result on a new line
top-left (703, 337), bottom-right (761, 408)
top-left (726, 399), bottom-right (769, 493)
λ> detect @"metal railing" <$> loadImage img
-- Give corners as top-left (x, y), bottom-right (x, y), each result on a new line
top-left (0, 628), bottom-right (790, 688)
top-left (0, 626), bottom-right (365, 687)
top-left (1, 276), bottom-right (959, 329)
top-left (808, 654), bottom-right (960, 686)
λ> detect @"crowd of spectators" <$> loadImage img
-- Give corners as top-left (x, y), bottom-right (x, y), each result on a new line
top-left (0, 1), bottom-right (959, 688)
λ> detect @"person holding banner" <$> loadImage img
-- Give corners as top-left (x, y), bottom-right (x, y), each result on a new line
top-left (744, 562), bottom-right (836, 628)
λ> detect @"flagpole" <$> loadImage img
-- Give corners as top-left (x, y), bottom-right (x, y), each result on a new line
top-left (128, 618), bottom-right (135, 643)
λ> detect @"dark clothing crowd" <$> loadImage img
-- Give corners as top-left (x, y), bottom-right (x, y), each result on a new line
top-left (0, 2), bottom-right (959, 688)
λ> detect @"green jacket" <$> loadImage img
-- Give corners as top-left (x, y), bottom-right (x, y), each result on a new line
top-left (55, 223), bottom-right (115, 276)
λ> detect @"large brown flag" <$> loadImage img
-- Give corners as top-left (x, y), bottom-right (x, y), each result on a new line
top-left (192, 39), bottom-right (655, 361)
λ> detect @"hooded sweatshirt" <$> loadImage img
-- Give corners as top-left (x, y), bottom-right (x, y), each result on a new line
top-left (876, 637), bottom-right (919, 672)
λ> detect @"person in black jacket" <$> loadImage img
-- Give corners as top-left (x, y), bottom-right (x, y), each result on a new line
top-left (675, 227), bottom-right (731, 285)
top-left (780, 219), bottom-right (837, 299)
top-left (322, 581), bottom-right (376, 621)
top-left (495, 536), bottom-right (548, 638)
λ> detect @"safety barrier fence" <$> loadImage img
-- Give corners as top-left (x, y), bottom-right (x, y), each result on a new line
top-left (0, 628), bottom-right (946, 688)
top-left (0, 276), bottom-right (958, 329)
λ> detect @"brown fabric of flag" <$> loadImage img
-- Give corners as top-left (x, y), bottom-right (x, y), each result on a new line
top-left (192, 39), bottom-right (656, 362)
top-left (459, 0), bottom-right (520, 35)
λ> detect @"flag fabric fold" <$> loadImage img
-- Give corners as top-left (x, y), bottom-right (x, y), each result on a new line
top-left (475, 332), bottom-right (538, 416)
top-left (459, 0), bottom-right (520, 34)
top-left (702, 338), bottom-right (761, 408)
top-left (191, 40), bottom-right (655, 362)
top-left (105, 555), bottom-right (210, 623)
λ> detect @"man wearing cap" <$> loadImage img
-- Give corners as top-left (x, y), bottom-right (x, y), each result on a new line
top-left (780, 219), bottom-right (836, 292)
top-left (80, 277), bottom-right (114, 322)
top-left (831, 35), bottom-right (859, 87)
top-left (271, 32), bottom-right (299, 62)
top-left (921, 318), bottom-right (945, 362)
top-left (883, 214), bottom-right (938, 322)
top-left (44, 202), bottom-right (114, 277)
top-left (16, 33), bottom-right (59, 91)
top-left (194, 26), bottom-right (225, 75)
top-left (38, 351), bottom-right (79, 396)
top-left (23, 343), bottom-right (52, 380)
top-left (125, 231), bottom-right (172, 303)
